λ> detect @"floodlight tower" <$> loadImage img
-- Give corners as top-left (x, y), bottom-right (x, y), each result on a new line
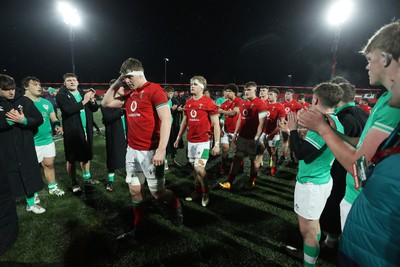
top-left (58, 2), bottom-right (81, 74)
top-left (327, 0), bottom-right (353, 78)
top-left (164, 58), bottom-right (169, 85)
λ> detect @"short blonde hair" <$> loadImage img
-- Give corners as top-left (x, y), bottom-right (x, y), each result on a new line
top-left (360, 21), bottom-right (400, 61)
top-left (190, 75), bottom-right (207, 89)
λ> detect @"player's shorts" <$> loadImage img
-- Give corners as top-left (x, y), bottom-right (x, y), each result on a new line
top-left (221, 132), bottom-right (234, 145)
top-left (188, 141), bottom-right (210, 168)
top-left (259, 132), bottom-right (266, 143)
top-left (235, 136), bottom-right (258, 158)
top-left (125, 146), bottom-right (165, 192)
top-left (267, 134), bottom-right (281, 147)
top-left (294, 179), bottom-right (333, 220)
top-left (340, 198), bottom-right (352, 231)
top-left (35, 142), bottom-right (56, 163)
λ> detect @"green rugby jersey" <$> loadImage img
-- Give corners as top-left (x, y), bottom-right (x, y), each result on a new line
top-left (296, 115), bottom-right (344, 185)
top-left (33, 98), bottom-right (54, 146)
top-left (344, 91), bottom-right (400, 204)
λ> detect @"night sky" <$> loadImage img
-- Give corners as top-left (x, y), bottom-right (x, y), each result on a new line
top-left (1, 0), bottom-right (399, 87)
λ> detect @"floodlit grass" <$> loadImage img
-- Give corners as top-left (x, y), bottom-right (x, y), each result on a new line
top-left (0, 111), bottom-right (337, 267)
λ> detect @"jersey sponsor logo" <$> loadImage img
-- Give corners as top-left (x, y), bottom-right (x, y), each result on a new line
top-left (266, 110), bottom-right (271, 117)
top-left (128, 100), bottom-right (141, 117)
top-left (285, 107), bottom-right (290, 114)
top-left (242, 109), bottom-right (248, 117)
top-left (189, 109), bottom-right (199, 121)
top-left (130, 100), bottom-right (138, 112)
top-left (190, 109), bottom-right (197, 118)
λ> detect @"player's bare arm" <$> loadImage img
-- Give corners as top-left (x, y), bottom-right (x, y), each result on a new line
top-left (102, 76), bottom-right (126, 108)
top-left (153, 105), bottom-right (172, 166)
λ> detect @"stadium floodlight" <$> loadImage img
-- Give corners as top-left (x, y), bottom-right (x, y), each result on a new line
top-left (327, 0), bottom-right (353, 26)
top-left (326, 0), bottom-right (354, 77)
top-left (58, 2), bottom-right (82, 73)
top-left (58, 2), bottom-right (81, 27)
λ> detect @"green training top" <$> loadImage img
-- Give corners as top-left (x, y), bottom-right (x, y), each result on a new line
top-left (72, 91), bottom-right (87, 134)
top-left (33, 98), bottom-right (55, 146)
top-left (296, 114), bottom-right (344, 185)
top-left (344, 91), bottom-right (400, 204)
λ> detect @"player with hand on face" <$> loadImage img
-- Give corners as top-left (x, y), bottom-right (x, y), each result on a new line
top-left (102, 58), bottom-right (183, 240)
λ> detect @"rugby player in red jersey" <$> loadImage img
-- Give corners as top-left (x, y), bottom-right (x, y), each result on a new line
top-left (219, 81), bottom-right (267, 190)
top-left (264, 88), bottom-right (286, 175)
top-left (218, 83), bottom-right (242, 174)
top-left (174, 76), bottom-right (220, 207)
top-left (298, 93), bottom-right (311, 110)
top-left (102, 58), bottom-right (183, 240)
top-left (280, 89), bottom-right (303, 164)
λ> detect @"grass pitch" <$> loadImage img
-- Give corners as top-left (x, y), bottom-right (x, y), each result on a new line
top-left (0, 112), bottom-right (337, 267)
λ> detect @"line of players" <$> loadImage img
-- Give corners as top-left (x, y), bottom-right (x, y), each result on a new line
top-left (0, 72), bottom-right (308, 216)
top-left (216, 84), bottom-right (307, 191)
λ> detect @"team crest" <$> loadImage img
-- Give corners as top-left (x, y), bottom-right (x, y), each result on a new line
top-left (43, 104), bottom-right (49, 110)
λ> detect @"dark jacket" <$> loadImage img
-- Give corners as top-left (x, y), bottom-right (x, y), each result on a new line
top-left (171, 96), bottom-right (180, 127)
top-left (320, 104), bottom-right (368, 235)
top-left (0, 159), bottom-right (18, 256)
top-left (339, 124), bottom-right (400, 267)
top-left (56, 87), bottom-right (98, 162)
top-left (0, 89), bottom-right (44, 196)
top-left (101, 106), bottom-right (127, 170)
